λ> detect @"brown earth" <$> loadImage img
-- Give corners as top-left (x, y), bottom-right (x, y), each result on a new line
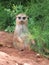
top-left (0, 31), bottom-right (49, 65)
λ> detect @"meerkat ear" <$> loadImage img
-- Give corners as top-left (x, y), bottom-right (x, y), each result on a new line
top-left (16, 14), bottom-right (19, 18)
top-left (16, 15), bottom-right (17, 18)
top-left (27, 16), bottom-right (29, 19)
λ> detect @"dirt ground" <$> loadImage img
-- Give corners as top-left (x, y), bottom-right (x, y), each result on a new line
top-left (0, 31), bottom-right (49, 65)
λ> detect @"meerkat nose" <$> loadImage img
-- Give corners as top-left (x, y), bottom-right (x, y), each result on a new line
top-left (21, 21), bottom-right (23, 22)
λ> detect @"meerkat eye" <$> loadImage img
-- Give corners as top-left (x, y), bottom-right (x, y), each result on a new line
top-left (18, 17), bottom-right (21, 19)
top-left (23, 17), bottom-right (26, 20)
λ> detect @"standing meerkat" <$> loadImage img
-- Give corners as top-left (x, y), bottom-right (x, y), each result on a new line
top-left (13, 13), bottom-right (35, 51)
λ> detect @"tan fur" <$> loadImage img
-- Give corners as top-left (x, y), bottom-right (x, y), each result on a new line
top-left (13, 13), bottom-right (32, 51)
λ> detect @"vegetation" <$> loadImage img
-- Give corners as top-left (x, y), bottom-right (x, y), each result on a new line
top-left (0, 0), bottom-right (49, 57)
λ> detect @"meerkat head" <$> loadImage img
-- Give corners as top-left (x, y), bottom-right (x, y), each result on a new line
top-left (16, 13), bottom-right (28, 25)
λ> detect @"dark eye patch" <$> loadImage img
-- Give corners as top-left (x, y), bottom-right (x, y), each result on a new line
top-left (18, 17), bottom-right (21, 19)
top-left (23, 17), bottom-right (26, 20)
top-left (17, 17), bottom-right (26, 20)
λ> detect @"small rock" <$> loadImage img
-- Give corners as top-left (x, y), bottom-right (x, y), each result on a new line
top-left (16, 63), bottom-right (18, 65)
top-left (36, 53), bottom-right (41, 58)
top-left (24, 63), bottom-right (30, 65)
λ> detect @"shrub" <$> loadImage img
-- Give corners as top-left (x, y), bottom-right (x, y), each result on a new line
top-left (0, 4), bottom-right (8, 30)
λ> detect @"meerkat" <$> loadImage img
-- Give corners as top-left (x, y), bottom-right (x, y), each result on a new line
top-left (13, 13), bottom-right (35, 51)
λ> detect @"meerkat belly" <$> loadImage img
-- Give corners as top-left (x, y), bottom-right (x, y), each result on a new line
top-left (17, 25), bottom-right (30, 46)
top-left (20, 33), bottom-right (30, 45)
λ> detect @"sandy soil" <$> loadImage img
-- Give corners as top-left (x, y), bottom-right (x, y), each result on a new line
top-left (0, 31), bottom-right (49, 65)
